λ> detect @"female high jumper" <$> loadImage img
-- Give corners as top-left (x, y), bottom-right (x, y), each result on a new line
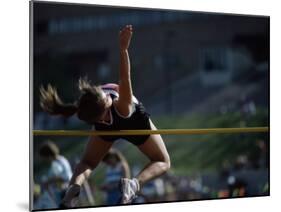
top-left (40, 25), bottom-right (171, 207)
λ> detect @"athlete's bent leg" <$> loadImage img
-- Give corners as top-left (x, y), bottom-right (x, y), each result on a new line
top-left (61, 136), bottom-right (113, 208)
top-left (121, 120), bottom-right (170, 204)
top-left (136, 119), bottom-right (171, 186)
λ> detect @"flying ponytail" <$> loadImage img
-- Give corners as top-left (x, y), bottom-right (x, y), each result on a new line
top-left (39, 84), bottom-right (78, 117)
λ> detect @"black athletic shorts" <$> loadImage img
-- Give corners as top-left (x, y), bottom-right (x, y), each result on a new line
top-left (94, 102), bottom-right (151, 146)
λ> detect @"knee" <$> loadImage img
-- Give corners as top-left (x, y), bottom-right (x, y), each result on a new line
top-left (164, 158), bottom-right (171, 171)
top-left (159, 156), bottom-right (171, 172)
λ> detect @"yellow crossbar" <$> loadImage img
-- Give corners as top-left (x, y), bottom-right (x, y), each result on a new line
top-left (33, 127), bottom-right (269, 136)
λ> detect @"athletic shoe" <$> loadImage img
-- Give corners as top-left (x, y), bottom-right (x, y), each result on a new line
top-left (59, 184), bottom-right (81, 208)
top-left (120, 178), bottom-right (140, 204)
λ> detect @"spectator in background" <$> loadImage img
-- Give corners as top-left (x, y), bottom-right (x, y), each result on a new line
top-left (100, 148), bottom-right (130, 205)
top-left (249, 139), bottom-right (268, 169)
top-left (239, 94), bottom-right (256, 117)
top-left (39, 141), bottom-right (73, 207)
top-left (33, 182), bottom-right (57, 210)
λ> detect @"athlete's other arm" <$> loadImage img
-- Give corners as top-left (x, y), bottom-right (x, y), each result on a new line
top-left (115, 25), bottom-right (133, 116)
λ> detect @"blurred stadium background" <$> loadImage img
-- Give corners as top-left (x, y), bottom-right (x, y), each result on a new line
top-left (31, 2), bottom-right (269, 210)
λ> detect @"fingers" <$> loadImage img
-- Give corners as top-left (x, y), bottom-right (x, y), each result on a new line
top-left (125, 24), bottom-right (133, 32)
top-left (119, 25), bottom-right (133, 50)
top-left (119, 25), bottom-right (133, 35)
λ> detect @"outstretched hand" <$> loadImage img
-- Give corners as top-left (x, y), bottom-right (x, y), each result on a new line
top-left (119, 25), bottom-right (133, 51)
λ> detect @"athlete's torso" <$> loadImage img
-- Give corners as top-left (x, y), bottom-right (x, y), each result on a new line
top-left (93, 84), bottom-right (151, 144)
top-left (94, 84), bottom-right (145, 130)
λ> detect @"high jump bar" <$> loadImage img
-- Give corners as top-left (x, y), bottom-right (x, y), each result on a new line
top-left (33, 127), bottom-right (269, 136)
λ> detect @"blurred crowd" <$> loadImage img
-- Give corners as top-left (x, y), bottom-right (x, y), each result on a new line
top-left (132, 138), bottom-right (268, 204)
top-left (33, 138), bottom-right (268, 210)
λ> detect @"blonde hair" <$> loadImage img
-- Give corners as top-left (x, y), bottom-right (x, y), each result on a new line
top-left (40, 77), bottom-right (106, 124)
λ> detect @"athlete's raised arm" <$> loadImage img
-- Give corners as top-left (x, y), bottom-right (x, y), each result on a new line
top-left (115, 25), bottom-right (133, 117)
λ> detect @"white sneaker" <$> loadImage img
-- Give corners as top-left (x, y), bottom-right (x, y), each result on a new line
top-left (60, 184), bottom-right (81, 208)
top-left (120, 178), bottom-right (140, 204)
